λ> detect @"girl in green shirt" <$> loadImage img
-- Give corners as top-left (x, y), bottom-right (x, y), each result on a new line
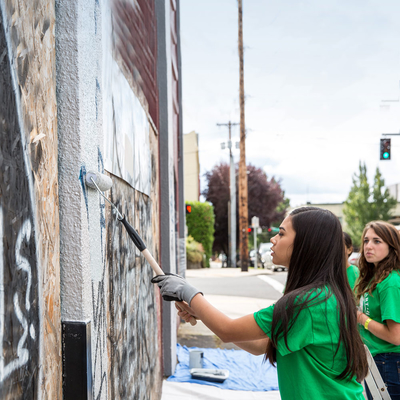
top-left (152, 207), bottom-right (368, 399)
top-left (355, 221), bottom-right (400, 400)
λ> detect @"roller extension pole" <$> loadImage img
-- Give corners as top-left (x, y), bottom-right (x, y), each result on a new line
top-left (118, 216), bottom-right (197, 326)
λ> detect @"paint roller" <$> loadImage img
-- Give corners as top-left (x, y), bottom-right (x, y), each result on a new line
top-left (85, 170), bottom-right (197, 326)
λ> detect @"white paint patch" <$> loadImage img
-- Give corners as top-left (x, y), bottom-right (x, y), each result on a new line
top-left (16, 219), bottom-right (32, 312)
top-left (103, 57), bottom-right (151, 196)
top-left (30, 324), bottom-right (36, 340)
top-left (257, 275), bottom-right (285, 295)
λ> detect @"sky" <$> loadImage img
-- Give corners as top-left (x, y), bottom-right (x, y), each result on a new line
top-left (180, 0), bottom-right (400, 207)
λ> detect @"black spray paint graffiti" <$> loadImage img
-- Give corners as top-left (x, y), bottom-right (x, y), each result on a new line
top-left (0, 8), bottom-right (39, 399)
top-left (107, 185), bottom-right (159, 399)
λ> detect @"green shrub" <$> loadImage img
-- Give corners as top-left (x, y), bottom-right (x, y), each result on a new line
top-left (186, 201), bottom-right (215, 267)
top-left (186, 236), bottom-right (204, 263)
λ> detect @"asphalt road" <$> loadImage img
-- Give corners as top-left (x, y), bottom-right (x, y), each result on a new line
top-left (186, 271), bottom-right (288, 300)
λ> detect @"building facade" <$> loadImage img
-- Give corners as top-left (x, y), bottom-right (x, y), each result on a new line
top-left (0, 0), bottom-right (183, 398)
top-left (183, 131), bottom-right (200, 202)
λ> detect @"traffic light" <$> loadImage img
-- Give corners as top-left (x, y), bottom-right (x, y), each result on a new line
top-left (268, 227), bottom-right (280, 234)
top-left (248, 227), bottom-right (253, 233)
top-left (186, 204), bottom-right (192, 214)
top-left (380, 138), bottom-right (391, 160)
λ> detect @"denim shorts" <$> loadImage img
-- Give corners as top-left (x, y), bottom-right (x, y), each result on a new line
top-left (366, 352), bottom-right (400, 400)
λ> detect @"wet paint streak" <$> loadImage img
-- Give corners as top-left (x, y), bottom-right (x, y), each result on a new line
top-left (97, 148), bottom-right (106, 268)
top-left (95, 78), bottom-right (100, 120)
top-left (79, 166), bottom-right (90, 221)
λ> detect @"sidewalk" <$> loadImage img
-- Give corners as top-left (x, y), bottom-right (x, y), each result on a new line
top-left (161, 265), bottom-right (281, 399)
top-left (186, 262), bottom-right (275, 278)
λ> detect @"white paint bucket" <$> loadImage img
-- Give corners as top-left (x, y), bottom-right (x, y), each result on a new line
top-left (189, 350), bottom-right (204, 369)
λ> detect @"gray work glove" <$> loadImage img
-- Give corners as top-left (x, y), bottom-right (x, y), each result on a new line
top-left (151, 273), bottom-right (202, 306)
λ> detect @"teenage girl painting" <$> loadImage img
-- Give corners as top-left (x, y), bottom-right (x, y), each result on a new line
top-left (153, 207), bottom-right (368, 399)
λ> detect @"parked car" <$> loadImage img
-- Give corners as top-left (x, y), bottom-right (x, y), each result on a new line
top-left (348, 252), bottom-right (360, 266)
top-left (249, 249), bottom-right (264, 267)
top-left (259, 243), bottom-right (273, 268)
top-left (259, 242), bottom-right (287, 272)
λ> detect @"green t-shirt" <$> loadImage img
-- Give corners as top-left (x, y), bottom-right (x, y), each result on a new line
top-left (359, 270), bottom-right (400, 357)
top-left (347, 265), bottom-right (359, 290)
top-left (254, 288), bottom-right (364, 400)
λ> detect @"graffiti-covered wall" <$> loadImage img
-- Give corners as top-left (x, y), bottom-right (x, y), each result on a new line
top-left (0, 0), bottom-right (61, 399)
top-left (57, 0), bottom-right (163, 398)
top-left (106, 151), bottom-right (161, 399)
top-left (0, 0), bottom-right (177, 397)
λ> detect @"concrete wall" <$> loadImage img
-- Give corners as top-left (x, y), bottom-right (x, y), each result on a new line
top-left (0, 0), bottom-right (61, 398)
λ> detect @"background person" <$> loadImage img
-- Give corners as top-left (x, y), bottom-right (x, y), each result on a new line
top-left (356, 221), bottom-right (400, 400)
top-left (344, 231), bottom-right (360, 289)
top-left (153, 207), bottom-right (368, 400)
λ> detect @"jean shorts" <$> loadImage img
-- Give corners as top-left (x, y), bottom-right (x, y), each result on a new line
top-left (366, 352), bottom-right (400, 400)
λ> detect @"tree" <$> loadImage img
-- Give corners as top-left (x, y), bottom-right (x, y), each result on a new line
top-left (185, 201), bottom-right (215, 266)
top-left (343, 162), bottom-right (397, 246)
top-left (203, 162), bottom-right (289, 255)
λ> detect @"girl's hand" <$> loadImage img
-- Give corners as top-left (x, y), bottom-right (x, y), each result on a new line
top-left (175, 301), bottom-right (199, 322)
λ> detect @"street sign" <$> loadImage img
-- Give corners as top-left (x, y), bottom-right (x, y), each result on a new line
top-left (251, 216), bottom-right (259, 228)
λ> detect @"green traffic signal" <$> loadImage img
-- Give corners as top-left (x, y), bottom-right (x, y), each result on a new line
top-left (380, 138), bottom-right (391, 160)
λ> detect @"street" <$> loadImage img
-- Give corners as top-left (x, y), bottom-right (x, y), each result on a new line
top-left (186, 269), bottom-right (287, 301)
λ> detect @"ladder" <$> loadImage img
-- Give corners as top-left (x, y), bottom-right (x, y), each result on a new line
top-left (364, 345), bottom-right (391, 400)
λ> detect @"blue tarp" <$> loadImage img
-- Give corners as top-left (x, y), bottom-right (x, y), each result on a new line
top-left (167, 344), bottom-right (279, 391)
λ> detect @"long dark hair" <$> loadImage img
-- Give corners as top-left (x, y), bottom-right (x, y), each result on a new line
top-left (356, 221), bottom-right (400, 298)
top-left (343, 232), bottom-right (353, 254)
top-left (266, 207), bottom-right (368, 381)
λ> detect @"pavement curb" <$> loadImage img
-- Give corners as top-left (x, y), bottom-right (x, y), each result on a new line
top-left (185, 267), bottom-right (275, 278)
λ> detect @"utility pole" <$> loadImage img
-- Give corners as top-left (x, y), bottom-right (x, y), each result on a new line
top-left (251, 216), bottom-right (259, 269)
top-left (218, 121), bottom-right (238, 269)
top-left (238, 0), bottom-right (249, 272)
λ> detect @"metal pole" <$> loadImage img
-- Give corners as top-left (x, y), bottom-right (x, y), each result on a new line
top-left (229, 126), bottom-right (237, 268)
top-left (217, 121), bottom-right (238, 269)
top-left (238, 0), bottom-right (249, 272)
top-left (253, 226), bottom-right (257, 269)
top-left (228, 200), bottom-right (231, 268)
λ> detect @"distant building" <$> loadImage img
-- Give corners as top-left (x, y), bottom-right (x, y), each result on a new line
top-left (292, 196), bottom-right (400, 232)
top-left (290, 203), bottom-right (347, 230)
top-left (183, 131), bottom-right (200, 201)
top-left (387, 183), bottom-right (400, 225)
